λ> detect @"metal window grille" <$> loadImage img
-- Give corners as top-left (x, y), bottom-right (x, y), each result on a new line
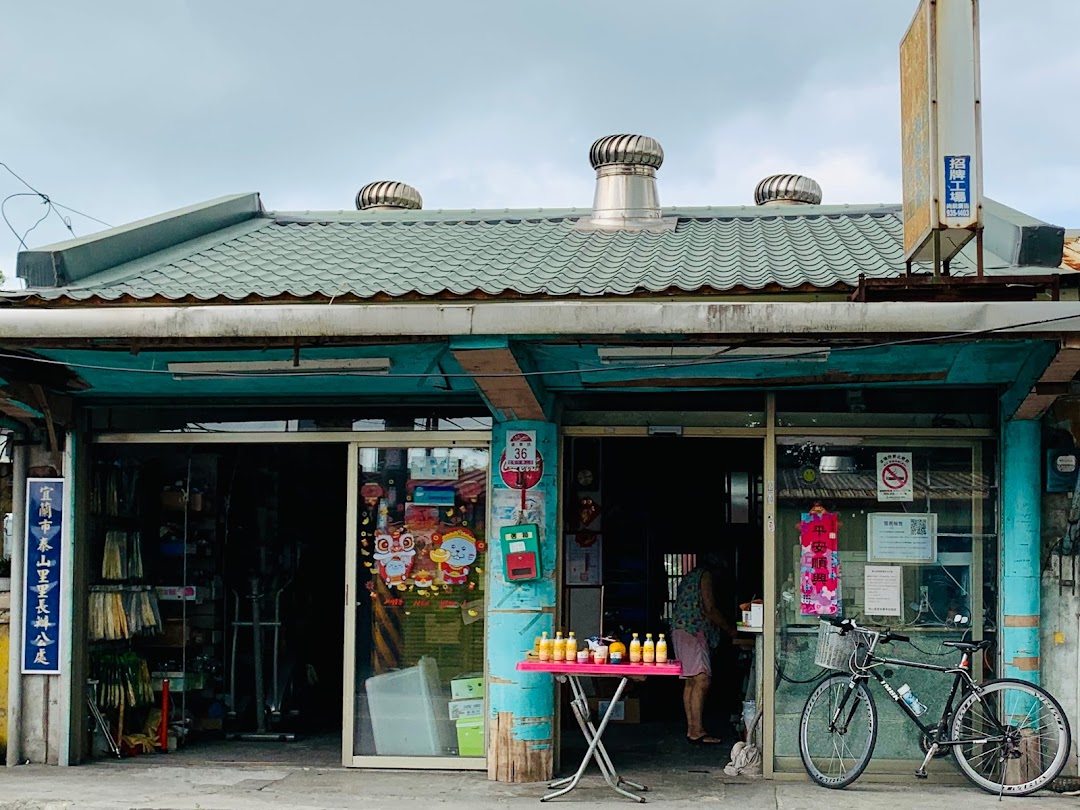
top-left (663, 553), bottom-right (697, 621)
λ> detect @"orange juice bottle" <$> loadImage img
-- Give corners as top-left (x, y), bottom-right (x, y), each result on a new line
top-left (643, 633), bottom-right (655, 664)
top-left (629, 633), bottom-right (642, 663)
top-left (564, 632), bottom-right (578, 660)
top-left (552, 632), bottom-right (565, 662)
top-left (656, 633), bottom-right (668, 664)
top-left (539, 631), bottom-right (552, 662)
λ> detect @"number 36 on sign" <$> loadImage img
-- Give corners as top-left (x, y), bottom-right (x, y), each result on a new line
top-left (505, 430), bottom-right (538, 471)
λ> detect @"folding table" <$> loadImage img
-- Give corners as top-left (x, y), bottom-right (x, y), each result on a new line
top-left (517, 659), bottom-right (683, 803)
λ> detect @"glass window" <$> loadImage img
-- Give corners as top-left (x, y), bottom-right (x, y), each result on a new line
top-left (352, 446), bottom-right (489, 758)
top-left (775, 388), bottom-right (997, 429)
top-left (772, 439), bottom-right (997, 771)
top-left (90, 407), bottom-right (492, 433)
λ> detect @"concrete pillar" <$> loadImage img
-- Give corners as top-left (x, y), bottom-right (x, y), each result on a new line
top-left (1001, 419), bottom-right (1041, 683)
top-left (485, 420), bottom-right (557, 783)
top-left (5, 441), bottom-right (26, 767)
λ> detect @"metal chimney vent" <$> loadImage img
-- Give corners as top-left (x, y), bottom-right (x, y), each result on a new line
top-left (587, 134), bottom-right (665, 229)
top-left (356, 180), bottom-right (423, 211)
top-left (754, 174), bottom-right (822, 206)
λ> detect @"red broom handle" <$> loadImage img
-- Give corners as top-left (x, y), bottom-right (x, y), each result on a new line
top-left (160, 679), bottom-right (170, 750)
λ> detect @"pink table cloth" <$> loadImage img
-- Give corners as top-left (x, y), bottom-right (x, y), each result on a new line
top-left (516, 660), bottom-right (682, 677)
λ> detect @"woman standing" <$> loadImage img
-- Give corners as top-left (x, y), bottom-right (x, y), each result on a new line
top-left (672, 553), bottom-right (738, 744)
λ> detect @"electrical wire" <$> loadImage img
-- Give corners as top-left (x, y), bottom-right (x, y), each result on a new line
top-left (0, 162), bottom-right (112, 229)
top-left (19, 199), bottom-right (54, 247)
top-left (4, 310), bottom-right (1080, 380)
top-left (2, 192), bottom-right (40, 251)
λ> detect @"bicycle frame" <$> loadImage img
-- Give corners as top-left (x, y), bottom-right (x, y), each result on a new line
top-left (829, 632), bottom-right (1010, 758)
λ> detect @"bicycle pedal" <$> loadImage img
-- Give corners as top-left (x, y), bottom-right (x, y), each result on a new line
top-left (914, 770), bottom-right (928, 779)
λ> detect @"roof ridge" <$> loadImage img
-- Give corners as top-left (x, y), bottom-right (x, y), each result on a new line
top-left (269, 202), bottom-right (904, 226)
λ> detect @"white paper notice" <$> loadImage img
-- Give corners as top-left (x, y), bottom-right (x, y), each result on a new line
top-left (867, 513), bottom-right (937, 563)
top-left (864, 565), bottom-right (903, 616)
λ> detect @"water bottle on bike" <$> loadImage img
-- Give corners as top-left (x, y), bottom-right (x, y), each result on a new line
top-left (896, 684), bottom-right (927, 717)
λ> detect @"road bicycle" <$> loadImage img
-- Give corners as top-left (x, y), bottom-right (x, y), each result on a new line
top-left (798, 617), bottom-right (1071, 796)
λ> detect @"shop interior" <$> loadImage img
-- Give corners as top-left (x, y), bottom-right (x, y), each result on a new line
top-left (561, 436), bottom-right (764, 763)
top-left (84, 443), bottom-right (347, 764)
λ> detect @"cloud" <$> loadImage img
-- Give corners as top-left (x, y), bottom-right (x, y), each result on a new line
top-left (662, 73), bottom-right (901, 207)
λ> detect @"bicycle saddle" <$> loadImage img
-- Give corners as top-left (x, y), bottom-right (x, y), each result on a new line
top-left (941, 639), bottom-right (990, 652)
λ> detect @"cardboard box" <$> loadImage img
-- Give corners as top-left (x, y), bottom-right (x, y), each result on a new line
top-left (160, 490), bottom-right (203, 511)
top-left (451, 674), bottom-right (484, 700)
top-left (456, 717), bottom-right (484, 757)
top-left (588, 697), bottom-right (640, 724)
top-left (156, 619), bottom-right (190, 647)
top-left (448, 698), bottom-right (484, 720)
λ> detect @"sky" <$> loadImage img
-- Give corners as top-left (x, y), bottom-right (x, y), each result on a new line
top-left (2, 0), bottom-right (1078, 276)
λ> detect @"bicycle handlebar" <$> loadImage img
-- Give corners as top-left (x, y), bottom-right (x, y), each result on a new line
top-left (828, 616), bottom-right (908, 644)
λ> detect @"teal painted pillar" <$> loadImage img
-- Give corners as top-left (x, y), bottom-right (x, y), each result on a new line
top-left (1000, 419), bottom-right (1041, 684)
top-left (486, 420), bottom-right (558, 782)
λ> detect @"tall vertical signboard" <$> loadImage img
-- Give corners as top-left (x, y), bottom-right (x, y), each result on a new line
top-left (22, 478), bottom-right (65, 674)
top-left (901, 0), bottom-right (982, 266)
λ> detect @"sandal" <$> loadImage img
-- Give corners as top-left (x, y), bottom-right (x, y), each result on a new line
top-left (687, 734), bottom-right (724, 745)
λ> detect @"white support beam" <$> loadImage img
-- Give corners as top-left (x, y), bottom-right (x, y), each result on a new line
top-left (2, 300), bottom-right (1080, 341)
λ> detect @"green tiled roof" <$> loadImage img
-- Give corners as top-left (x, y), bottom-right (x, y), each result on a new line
top-left (13, 201), bottom-right (1048, 303)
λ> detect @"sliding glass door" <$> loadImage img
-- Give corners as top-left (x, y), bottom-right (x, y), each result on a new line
top-left (343, 440), bottom-right (490, 768)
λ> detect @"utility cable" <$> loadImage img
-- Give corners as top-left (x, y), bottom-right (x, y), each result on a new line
top-left (2, 193), bottom-right (40, 251)
top-left (0, 162), bottom-right (112, 248)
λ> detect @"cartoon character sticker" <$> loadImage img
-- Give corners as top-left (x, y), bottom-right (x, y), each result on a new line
top-left (433, 529), bottom-right (478, 586)
top-left (374, 528), bottom-right (416, 588)
top-left (412, 569), bottom-right (435, 590)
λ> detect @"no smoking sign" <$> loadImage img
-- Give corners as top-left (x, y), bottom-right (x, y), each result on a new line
top-left (876, 452), bottom-right (913, 502)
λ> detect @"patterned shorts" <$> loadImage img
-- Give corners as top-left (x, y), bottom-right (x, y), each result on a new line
top-left (672, 629), bottom-right (710, 679)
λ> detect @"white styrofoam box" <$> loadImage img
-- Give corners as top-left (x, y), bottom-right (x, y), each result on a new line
top-left (364, 656), bottom-right (455, 756)
top-left (448, 698), bottom-right (484, 720)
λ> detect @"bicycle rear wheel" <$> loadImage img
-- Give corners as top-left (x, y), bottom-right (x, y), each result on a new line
top-left (799, 674), bottom-right (877, 788)
top-left (950, 678), bottom-right (1071, 796)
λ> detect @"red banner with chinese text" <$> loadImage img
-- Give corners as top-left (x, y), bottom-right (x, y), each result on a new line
top-left (799, 509), bottom-right (841, 616)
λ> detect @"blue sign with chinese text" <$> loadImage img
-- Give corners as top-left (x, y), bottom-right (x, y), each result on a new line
top-left (22, 478), bottom-right (64, 674)
top-left (944, 155), bottom-right (971, 219)
top-left (412, 485), bottom-right (456, 506)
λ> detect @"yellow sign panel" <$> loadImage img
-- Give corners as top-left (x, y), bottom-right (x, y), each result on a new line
top-left (900, 0), bottom-right (933, 260)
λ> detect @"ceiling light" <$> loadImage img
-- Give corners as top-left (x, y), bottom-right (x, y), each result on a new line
top-left (166, 358), bottom-right (391, 380)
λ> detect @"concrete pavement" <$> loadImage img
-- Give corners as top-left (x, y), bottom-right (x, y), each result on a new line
top-left (0, 761), bottom-right (1075, 810)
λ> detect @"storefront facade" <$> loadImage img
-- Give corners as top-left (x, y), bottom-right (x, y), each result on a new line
top-left (2, 337), bottom-right (1072, 779)
top-left (2, 143), bottom-right (1077, 779)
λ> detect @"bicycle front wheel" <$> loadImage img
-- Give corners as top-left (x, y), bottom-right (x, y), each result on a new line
top-left (799, 674), bottom-right (877, 788)
top-left (951, 678), bottom-right (1072, 796)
